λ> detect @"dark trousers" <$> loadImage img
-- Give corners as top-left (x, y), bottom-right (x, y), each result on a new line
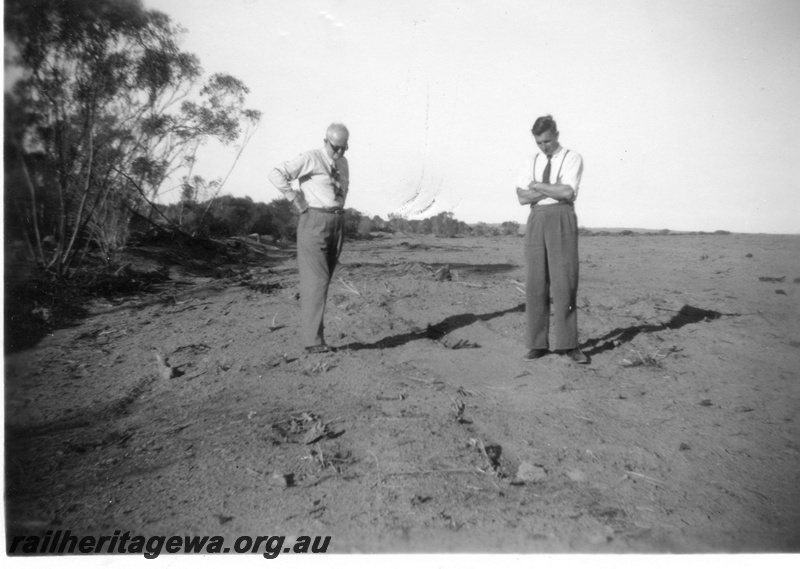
top-left (297, 209), bottom-right (345, 347)
top-left (524, 203), bottom-right (579, 350)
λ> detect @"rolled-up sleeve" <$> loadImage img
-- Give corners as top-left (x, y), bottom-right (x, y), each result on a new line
top-left (515, 157), bottom-right (534, 189)
top-left (560, 152), bottom-right (584, 199)
top-left (268, 153), bottom-right (315, 200)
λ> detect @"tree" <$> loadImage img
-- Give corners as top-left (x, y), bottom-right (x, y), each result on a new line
top-left (4, 0), bottom-right (261, 275)
top-left (500, 221), bottom-right (520, 236)
top-left (343, 207), bottom-right (363, 238)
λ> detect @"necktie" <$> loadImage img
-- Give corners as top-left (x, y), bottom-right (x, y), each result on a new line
top-left (542, 155), bottom-right (552, 184)
top-left (331, 164), bottom-right (343, 200)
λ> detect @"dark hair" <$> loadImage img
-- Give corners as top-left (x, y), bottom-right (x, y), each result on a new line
top-left (531, 115), bottom-right (557, 136)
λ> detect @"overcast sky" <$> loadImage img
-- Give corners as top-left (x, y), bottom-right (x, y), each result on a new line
top-left (145, 0), bottom-right (800, 234)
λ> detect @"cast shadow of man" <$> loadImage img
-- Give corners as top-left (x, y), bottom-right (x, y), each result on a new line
top-left (340, 303), bottom-right (525, 351)
top-left (579, 305), bottom-right (726, 357)
top-left (338, 303), bottom-right (726, 356)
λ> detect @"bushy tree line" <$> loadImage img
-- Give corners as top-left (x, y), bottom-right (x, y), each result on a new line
top-left (159, 195), bottom-right (295, 241)
top-left (4, 0), bottom-right (260, 276)
top-left (155, 195), bottom-right (522, 242)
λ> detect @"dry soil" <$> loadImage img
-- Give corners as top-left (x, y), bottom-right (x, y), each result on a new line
top-left (5, 232), bottom-right (800, 554)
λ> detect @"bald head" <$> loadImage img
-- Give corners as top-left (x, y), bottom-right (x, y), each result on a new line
top-left (324, 123), bottom-right (349, 158)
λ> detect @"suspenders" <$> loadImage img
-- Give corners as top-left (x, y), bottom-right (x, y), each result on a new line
top-left (533, 149), bottom-right (570, 182)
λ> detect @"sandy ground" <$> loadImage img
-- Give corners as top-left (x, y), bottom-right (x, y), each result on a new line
top-left (5, 232), bottom-right (800, 554)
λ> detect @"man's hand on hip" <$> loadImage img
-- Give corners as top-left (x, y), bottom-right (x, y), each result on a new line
top-left (293, 195), bottom-right (309, 214)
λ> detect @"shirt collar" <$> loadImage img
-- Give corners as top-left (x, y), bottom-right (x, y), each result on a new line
top-left (320, 147), bottom-right (335, 168)
top-left (540, 145), bottom-right (564, 158)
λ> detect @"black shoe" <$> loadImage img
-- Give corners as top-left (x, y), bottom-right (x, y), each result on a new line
top-left (522, 349), bottom-right (548, 361)
top-left (566, 348), bottom-right (589, 364)
top-left (305, 344), bottom-right (333, 354)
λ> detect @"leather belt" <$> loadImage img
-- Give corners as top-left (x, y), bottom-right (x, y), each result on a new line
top-left (307, 207), bottom-right (344, 214)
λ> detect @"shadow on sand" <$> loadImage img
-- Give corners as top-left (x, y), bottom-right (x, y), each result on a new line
top-left (340, 303), bottom-right (525, 351)
top-left (580, 304), bottom-right (728, 356)
top-left (337, 303), bottom-right (729, 356)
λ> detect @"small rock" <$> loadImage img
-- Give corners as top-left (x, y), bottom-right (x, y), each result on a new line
top-left (516, 461), bottom-right (547, 482)
top-left (679, 442), bottom-right (691, 451)
top-left (566, 469), bottom-right (587, 482)
top-left (270, 471), bottom-right (289, 488)
top-left (152, 350), bottom-right (174, 380)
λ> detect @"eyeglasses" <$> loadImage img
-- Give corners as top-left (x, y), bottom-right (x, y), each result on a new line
top-left (326, 139), bottom-right (348, 153)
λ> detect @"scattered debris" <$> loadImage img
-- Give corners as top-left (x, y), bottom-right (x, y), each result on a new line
top-left (621, 345), bottom-right (680, 368)
top-left (307, 447), bottom-right (353, 473)
top-left (406, 375), bottom-right (437, 385)
top-left (468, 438), bottom-right (502, 475)
top-left (338, 277), bottom-right (361, 295)
top-left (303, 361), bottom-right (334, 375)
top-left (451, 398), bottom-right (467, 423)
top-left (271, 412), bottom-right (341, 446)
top-left (303, 421), bottom-right (329, 445)
top-left (443, 339), bottom-right (481, 350)
top-left (376, 394), bottom-right (406, 401)
top-left (624, 470), bottom-right (666, 487)
top-left (268, 314), bottom-right (284, 332)
top-left (758, 276), bottom-right (785, 283)
top-left (384, 467), bottom-right (483, 478)
top-left (456, 387), bottom-right (481, 397)
top-left (433, 265), bottom-right (451, 281)
top-left (411, 495), bottom-right (433, 506)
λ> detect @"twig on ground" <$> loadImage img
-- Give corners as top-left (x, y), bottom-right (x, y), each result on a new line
top-left (383, 467), bottom-right (483, 477)
top-left (406, 376), bottom-right (436, 384)
top-left (182, 369), bottom-right (208, 381)
top-left (624, 470), bottom-right (666, 486)
top-left (338, 277), bottom-right (361, 295)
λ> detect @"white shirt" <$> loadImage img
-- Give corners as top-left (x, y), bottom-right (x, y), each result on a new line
top-left (516, 145), bottom-right (583, 205)
top-left (268, 148), bottom-right (350, 209)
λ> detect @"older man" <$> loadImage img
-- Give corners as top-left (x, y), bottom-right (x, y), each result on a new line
top-left (268, 123), bottom-right (350, 353)
top-left (516, 115), bottom-right (588, 364)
